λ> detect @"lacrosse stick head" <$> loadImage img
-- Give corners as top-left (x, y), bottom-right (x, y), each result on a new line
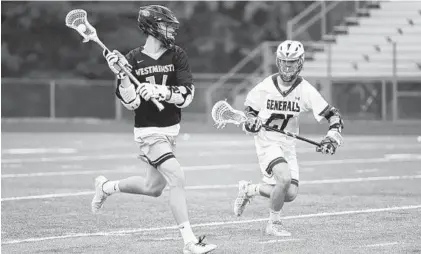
top-left (211, 100), bottom-right (247, 129)
top-left (65, 9), bottom-right (98, 43)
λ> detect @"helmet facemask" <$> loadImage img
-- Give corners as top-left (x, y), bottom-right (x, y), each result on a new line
top-left (276, 56), bottom-right (304, 82)
top-left (157, 22), bottom-right (179, 44)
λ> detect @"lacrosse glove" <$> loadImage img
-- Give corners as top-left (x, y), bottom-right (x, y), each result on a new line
top-left (316, 130), bottom-right (343, 155)
top-left (243, 116), bottom-right (263, 134)
top-left (103, 49), bottom-right (132, 79)
top-left (136, 83), bottom-right (168, 101)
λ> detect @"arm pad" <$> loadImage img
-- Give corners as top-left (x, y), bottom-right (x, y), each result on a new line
top-left (323, 106), bottom-right (344, 133)
top-left (118, 84), bottom-right (141, 110)
top-left (166, 84), bottom-right (194, 108)
top-left (245, 106), bottom-right (259, 118)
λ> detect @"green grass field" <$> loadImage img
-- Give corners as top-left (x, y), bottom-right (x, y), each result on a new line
top-left (2, 132), bottom-right (421, 253)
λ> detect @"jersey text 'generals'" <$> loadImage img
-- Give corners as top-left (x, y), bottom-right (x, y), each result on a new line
top-left (245, 73), bottom-right (329, 144)
top-left (115, 45), bottom-right (193, 129)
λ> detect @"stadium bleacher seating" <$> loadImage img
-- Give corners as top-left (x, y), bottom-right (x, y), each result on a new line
top-left (301, 1), bottom-right (421, 77)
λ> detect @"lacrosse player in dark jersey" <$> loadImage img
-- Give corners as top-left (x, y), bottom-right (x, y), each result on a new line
top-left (91, 5), bottom-right (216, 254)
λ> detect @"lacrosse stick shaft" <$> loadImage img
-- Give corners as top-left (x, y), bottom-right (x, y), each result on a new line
top-left (263, 125), bottom-right (321, 147)
top-left (94, 39), bottom-right (165, 111)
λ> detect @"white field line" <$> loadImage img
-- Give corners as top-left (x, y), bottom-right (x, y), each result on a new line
top-left (0, 164), bottom-right (248, 178)
top-left (259, 239), bottom-right (302, 244)
top-left (2, 204), bottom-right (420, 245)
top-left (365, 242), bottom-right (399, 248)
top-left (1, 168), bottom-right (138, 178)
top-left (0, 192), bottom-right (96, 201)
top-left (3, 155), bottom-right (421, 178)
top-left (1, 148), bottom-right (77, 155)
top-left (2, 144), bottom-right (420, 164)
top-left (356, 168), bottom-right (379, 173)
top-left (2, 174), bottom-right (421, 202)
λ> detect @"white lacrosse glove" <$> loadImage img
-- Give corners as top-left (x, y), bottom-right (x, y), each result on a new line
top-left (103, 49), bottom-right (132, 79)
top-left (242, 116), bottom-right (263, 135)
top-left (316, 130), bottom-right (343, 155)
top-left (137, 83), bottom-right (170, 101)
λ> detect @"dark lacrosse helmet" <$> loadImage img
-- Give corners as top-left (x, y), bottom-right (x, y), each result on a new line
top-left (137, 5), bottom-right (180, 48)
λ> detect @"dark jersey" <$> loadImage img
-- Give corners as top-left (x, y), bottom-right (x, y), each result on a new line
top-left (116, 45), bottom-right (193, 128)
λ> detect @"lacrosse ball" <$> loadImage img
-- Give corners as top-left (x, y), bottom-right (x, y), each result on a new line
top-left (77, 24), bottom-right (87, 33)
top-left (417, 136), bottom-right (421, 142)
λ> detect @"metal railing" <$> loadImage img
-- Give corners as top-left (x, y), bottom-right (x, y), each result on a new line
top-left (287, 0), bottom-right (363, 41)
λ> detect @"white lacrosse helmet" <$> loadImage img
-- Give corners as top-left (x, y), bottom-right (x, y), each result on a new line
top-left (275, 40), bottom-right (305, 82)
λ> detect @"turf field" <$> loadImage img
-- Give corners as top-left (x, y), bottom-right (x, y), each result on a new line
top-left (2, 131), bottom-right (421, 253)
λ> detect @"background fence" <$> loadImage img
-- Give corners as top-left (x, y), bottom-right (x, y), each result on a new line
top-left (2, 75), bottom-right (420, 123)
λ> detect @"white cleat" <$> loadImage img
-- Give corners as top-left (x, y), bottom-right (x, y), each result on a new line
top-left (265, 220), bottom-right (292, 237)
top-left (91, 176), bottom-right (110, 214)
top-left (233, 180), bottom-right (253, 217)
top-left (183, 236), bottom-right (217, 254)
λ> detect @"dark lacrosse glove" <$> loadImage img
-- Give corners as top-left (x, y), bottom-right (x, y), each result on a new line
top-left (316, 130), bottom-right (343, 155)
top-left (243, 116), bottom-right (263, 134)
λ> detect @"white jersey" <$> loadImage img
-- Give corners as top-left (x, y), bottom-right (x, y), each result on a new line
top-left (245, 74), bottom-right (328, 144)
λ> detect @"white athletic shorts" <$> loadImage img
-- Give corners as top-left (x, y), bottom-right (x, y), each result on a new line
top-left (254, 135), bottom-right (299, 186)
top-left (134, 132), bottom-right (177, 168)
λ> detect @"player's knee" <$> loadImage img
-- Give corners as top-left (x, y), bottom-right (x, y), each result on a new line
top-left (148, 187), bottom-right (164, 197)
top-left (285, 182), bottom-right (299, 202)
top-left (271, 160), bottom-right (291, 190)
top-left (145, 179), bottom-right (166, 197)
top-left (158, 158), bottom-right (185, 188)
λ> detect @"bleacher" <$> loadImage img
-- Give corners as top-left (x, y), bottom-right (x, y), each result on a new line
top-left (302, 1), bottom-right (421, 77)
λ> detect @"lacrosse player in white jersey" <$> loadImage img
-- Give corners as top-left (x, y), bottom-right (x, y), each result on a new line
top-left (233, 40), bottom-right (344, 236)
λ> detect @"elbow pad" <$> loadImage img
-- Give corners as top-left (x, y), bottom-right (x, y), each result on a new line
top-left (119, 85), bottom-right (140, 110)
top-left (166, 85), bottom-right (194, 108)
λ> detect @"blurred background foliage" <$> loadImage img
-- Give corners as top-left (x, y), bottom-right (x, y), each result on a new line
top-left (1, 1), bottom-right (314, 79)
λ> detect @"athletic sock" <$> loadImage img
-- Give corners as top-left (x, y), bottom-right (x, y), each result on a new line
top-left (269, 209), bottom-right (281, 222)
top-left (102, 180), bottom-right (120, 194)
top-left (178, 221), bottom-right (198, 244)
top-left (246, 183), bottom-right (260, 196)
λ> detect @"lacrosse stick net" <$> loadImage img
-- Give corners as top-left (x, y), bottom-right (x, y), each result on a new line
top-left (65, 9), bottom-right (99, 43)
top-left (211, 100), bottom-right (248, 128)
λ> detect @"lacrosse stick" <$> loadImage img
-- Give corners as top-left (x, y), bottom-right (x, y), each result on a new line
top-left (65, 9), bottom-right (164, 111)
top-left (211, 100), bottom-right (321, 147)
